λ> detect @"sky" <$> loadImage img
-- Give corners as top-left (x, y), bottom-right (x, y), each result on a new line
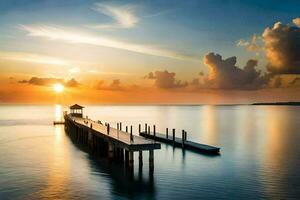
top-left (0, 0), bottom-right (300, 104)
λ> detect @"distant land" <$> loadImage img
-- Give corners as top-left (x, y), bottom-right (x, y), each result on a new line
top-left (252, 102), bottom-right (300, 106)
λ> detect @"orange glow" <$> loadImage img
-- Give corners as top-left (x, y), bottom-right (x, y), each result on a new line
top-left (53, 83), bottom-right (64, 93)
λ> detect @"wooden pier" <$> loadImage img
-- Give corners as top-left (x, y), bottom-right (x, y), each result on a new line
top-left (139, 125), bottom-right (220, 154)
top-left (53, 121), bottom-right (65, 125)
top-left (64, 104), bottom-right (161, 172)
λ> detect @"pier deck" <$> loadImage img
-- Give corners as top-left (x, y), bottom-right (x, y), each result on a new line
top-left (64, 104), bottom-right (160, 173)
top-left (66, 114), bottom-right (161, 151)
top-left (140, 131), bottom-right (220, 154)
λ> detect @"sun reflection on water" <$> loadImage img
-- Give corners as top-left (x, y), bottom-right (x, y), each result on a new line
top-left (54, 104), bottom-right (62, 122)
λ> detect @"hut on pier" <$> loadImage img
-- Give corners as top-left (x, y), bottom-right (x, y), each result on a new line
top-left (69, 104), bottom-right (84, 118)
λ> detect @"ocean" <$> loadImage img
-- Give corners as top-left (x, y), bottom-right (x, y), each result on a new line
top-left (0, 105), bottom-right (300, 199)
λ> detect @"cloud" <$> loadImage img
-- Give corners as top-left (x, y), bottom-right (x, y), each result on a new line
top-left (262, 19), bottom-right (300, 74)
top-left (95, 79), bottom-right (123, 91)
top-left (19, 77), bottom-right (63, 86)
top-left (293, 17), bottom-right (300, 27)
top-left (237, 34), bottom-right (261, 52)
top-left (145, 70), bottom-right (187, 89)
top-left (20, 25), bottom-right (195, 61)
top-left (144, 72), bottom-right (156, 79)
top-left (202, 52), bottom-right (268, 89)
top-left (19, 77), bottom-right (80, 87)
top-left (89, 3), bottom-right (139, 29)
top-left (0, 51), bottom-right (68, 65)
top-left (65, 78), bottom-right (80, 87)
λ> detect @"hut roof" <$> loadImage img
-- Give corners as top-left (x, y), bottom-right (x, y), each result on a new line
top-left (69, 104), bottom-right (84, 109)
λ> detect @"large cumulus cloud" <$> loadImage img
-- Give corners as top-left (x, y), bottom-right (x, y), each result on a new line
top-left (203, 53), bottom-right (267, 89)
top-left (145, 70), bottom-right (187, 89)
top-left (262, 20), bottom-right (300, 74)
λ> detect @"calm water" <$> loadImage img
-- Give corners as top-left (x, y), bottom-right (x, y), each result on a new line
top-left (0, 105), bottom-right (300, 199)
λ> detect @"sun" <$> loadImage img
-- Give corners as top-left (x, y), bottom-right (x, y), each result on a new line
top-left (53, 83), bottom-right (64, 93)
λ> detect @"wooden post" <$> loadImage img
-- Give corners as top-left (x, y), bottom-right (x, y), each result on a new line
top-left (139, 124), bottom-right (141, 135)
top-left (166, 128), bottom-right (169, 139)
top-left (184, 131), bottom-right (187, 141)
top-left (153, 125), bottom-right (156, 137)
top-left (120, 122), bottom-right (122, 131)
top-left (172, 128), bottom-right (175, 145)
top-left (129, 151), bottom-right (134, 167)
top-left (117, 123), bottom-right (119, 130)
top-left (148, 126), bottom-right (150, 135)
top-left (107, 123), bottom-right (110, 135)
top-left (130, 126), bottom-right (133, 141)
top-left (139, 151), bottom-right (143, 166)
top-left (149, 150), bottom-right (154, 170)
top-left (182, 129), bottom-right (185, 148)
top-left (126, 126), bottom-right (128, 132)
top-left (145, 123), bottom-right (147, 133)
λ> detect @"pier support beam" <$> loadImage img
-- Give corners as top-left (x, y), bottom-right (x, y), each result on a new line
top-left (129, 151), bottom-right (134, 167)
top-left (139, 124), bottom-right (141, 135)
top-left (182, 130), bottom-right (185, 148)
top-left (88, 131), bottom-right (93, 148)
top-left (172, 129), bottom-right (175, 145)
top-left (139, 151), bottom-right (143, 166)
top-left (120, 148), bottom-right (124, 162)
top-left (149, 150), bottom-right (154, 171)
top-left (108, 142), bottom-right (114, 160)
top-left (125, 150), bottom-right (129, 164)
top-left (166, 128), bottom-right (168, 138)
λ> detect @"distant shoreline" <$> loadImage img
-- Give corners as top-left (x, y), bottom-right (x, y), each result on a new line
top-left (252, 102), bottom-right (300, 106)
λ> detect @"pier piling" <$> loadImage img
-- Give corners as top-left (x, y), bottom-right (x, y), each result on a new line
top-left (139, 124), bottom-right (141, 135)
top-left (139, 151), bottom-right (143, 166)
top-left (166, 128), bottom-right (168, 138)
top-left (182, 130), bottom-right (185, 148)
top-left (172, 129), bottom-right (175, 145)
top-left (149, 150), bottom-right (154, 171)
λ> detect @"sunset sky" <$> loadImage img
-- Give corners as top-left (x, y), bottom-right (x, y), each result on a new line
top-left (0, 0), bottom-right (300, 104)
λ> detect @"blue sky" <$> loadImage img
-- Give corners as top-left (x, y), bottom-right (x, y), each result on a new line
top-left (0, 0), bottom-right (300, 84)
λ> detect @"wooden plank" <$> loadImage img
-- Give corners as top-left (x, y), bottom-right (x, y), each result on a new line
top-left (65, 115), bottom-right (160, 151)
top-left (140, 131), bottom-right (220, 154)
top-left (53, 121), bottom-right (65, 125)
